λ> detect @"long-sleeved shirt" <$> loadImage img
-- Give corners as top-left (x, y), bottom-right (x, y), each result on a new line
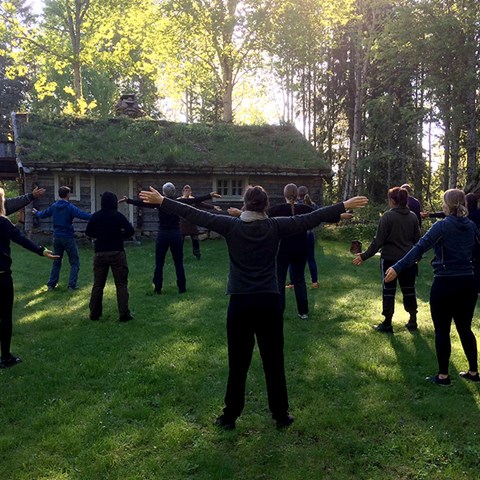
top-left (268, 203), bottom-right (314, 258)
top-left (361, 207), bottom-right (420, 262)
top-left (4, 193), bottom-right (35, 216)
top-left (127, 193), bottom-right (215, 231)
top-left (160, 198), bottom-right (345, 294)
top-left (0, 216), bottom-right (44, 273)
top-left (393, 215), bottom-right (480, 278)
top-left (34, 200), bottom-right (91, 238)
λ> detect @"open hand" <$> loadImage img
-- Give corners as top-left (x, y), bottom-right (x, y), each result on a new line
top-left (352, 254), bottom-right (363, 266)
top-left (139, 186), bottom-right (164, 205)
top-left (384, 267), bottom-right (398, 282)
top-left (343, 196), bottom-right (368, 210)
top-left (32, 187), bottom-right (46, 198)
top-left (43, 249), bottom-right (60, 259)
top-left (227, 207), bottom-right (242, 217)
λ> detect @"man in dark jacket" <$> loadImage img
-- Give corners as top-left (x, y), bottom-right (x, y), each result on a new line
top-left (33, 186), bottom-right (91, 291)
top-left (85, 192), bottom-right (135, 322)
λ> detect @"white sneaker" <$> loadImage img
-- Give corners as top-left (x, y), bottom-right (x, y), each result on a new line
top-left (297, 313), bottom-right (308, 320)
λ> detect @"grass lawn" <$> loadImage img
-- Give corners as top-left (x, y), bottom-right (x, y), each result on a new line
top-left (1, 236), bottom-right (480, 480)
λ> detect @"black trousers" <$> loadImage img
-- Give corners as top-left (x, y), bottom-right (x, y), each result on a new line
top-left (223, 293), bottom-right (289, 420)
top-left (0, 273), bottom-right (14, 359)
top-left (277, 254), bottom-right (308, 316)
top-left (381, 259), bottom-right (418, 322)
top-left (430, 275), bottom-right (478, 375)
top-left (89, 251), bottom-right (130, 319)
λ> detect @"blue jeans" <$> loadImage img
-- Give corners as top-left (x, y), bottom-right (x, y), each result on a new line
top-left (48, 236), bottom-right (80, 289)
top-left (153, 229), bottom-right (186, 293)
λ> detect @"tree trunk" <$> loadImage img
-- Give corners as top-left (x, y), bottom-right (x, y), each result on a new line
top-left (443, 116), bottom-right (450, 191)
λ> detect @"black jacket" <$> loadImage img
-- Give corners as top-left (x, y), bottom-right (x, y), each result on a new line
top-left (86, 192), bottom-right (135, 252)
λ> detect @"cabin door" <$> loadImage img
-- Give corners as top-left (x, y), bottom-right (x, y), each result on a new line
top-left (94, 176), bottom-right (130, 219)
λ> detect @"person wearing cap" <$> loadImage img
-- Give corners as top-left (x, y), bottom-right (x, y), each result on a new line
top-left (124, 183), bottom-right (220, 294)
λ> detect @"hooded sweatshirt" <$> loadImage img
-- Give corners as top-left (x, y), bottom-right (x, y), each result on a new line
top-left (85, 192), bottom-right (135, 252)
top-left (35, 199), bottom-right (91, 237)
top-left (360, 207), bottom-right (421, 262)
top-left (392, 215), bottom-right (480, 277)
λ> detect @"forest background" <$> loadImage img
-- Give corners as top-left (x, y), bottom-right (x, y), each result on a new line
top-left (1, 0), bottom-right (479, 207)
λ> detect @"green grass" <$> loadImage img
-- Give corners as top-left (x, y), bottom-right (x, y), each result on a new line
top-left (2, 237), bottom-right (480, 479)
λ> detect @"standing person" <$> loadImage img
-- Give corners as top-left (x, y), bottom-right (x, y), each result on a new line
top-left (0, 187), bottom-right (58, 368)
top-left (178, 184), bottom-right (222, 260)
top-left (401, 183), bottom-right (422, 228)
top-left (139, 184), bottom-right (367, 429)
top-left (85, 192), bottom-right (135, 322)
top-left (33, 186), bottom-right (92, 291)
top-left (125, 183), bottom-right (220, 294)
top-left (298, 186), bottom-right (319, 289)
top-left (5, 186), bottom-right (46, 217)
top-left (268, 184), bottom-right (314, 320)
top-left (385, 189), bottom-right (479, 386)
top-left (353, 186), bottom-right (420, 332)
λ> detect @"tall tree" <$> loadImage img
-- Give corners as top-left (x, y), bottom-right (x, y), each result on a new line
top-left (160, 0), bottom-right (271, 123)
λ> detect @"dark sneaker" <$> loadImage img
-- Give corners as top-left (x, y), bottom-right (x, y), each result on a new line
top-left (68, 286), bottom-right (79, 292)
top-left (374, 323), bottom-right (393, 333)
top-left (47, 285), bottom-right (55, 291)
top-left (405, 321), bottom-right (418, 331)
top-left (119, 313), bottom-right (134, 322)
top-left (459, 371), bottom-right (480, 383)
top-left (274, 414), bottom-right (294, 428)
top-left (153, 288), bottom-right (161, 294)
top-left (89, 315), bottom-right (100, 321)
top-left (215, 415), bottom-right (236, 430)
top-left (426, 374), bottom-right (451, 386)
top-left (0, 354), bottom-right (22, 369)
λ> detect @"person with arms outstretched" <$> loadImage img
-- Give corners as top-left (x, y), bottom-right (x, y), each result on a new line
top-left (0, 187), bottom-right (58, 369)
top-left (139, 184), bottom-right (367, 429)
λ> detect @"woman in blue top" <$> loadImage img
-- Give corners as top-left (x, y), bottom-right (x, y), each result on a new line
top-left (385, 189), bottom-right (480, 386)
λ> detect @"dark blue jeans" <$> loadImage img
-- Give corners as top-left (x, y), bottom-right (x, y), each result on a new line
top-left (48, 236), bottom-right (80, 289)
top-left (153, 229), bottom-right (186, 293)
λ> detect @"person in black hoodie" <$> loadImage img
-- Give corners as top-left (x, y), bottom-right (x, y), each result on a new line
top-left (85, 192), bottom-right (135, 322)
top-left (353, 186), bottom-right (421, 333)
top-left (0, 187), bottom-right (57, 368)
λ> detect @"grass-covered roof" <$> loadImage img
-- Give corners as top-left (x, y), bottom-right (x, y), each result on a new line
top-left (16, 116), bottom-right (330, 173)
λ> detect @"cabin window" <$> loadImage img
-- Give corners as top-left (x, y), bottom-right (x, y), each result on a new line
top-left (214, 177), bottom-right (247, 198)
top-left (54, 174), bottom-right (80, 201)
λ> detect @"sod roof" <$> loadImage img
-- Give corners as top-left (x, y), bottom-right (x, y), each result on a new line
top-left (15, 116), bottom-right (331, 174)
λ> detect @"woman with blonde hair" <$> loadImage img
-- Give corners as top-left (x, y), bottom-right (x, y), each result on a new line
top-left (0, 188), bottom-right (57, 368)
top-left (385, 189), bottom-right (480, 386)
